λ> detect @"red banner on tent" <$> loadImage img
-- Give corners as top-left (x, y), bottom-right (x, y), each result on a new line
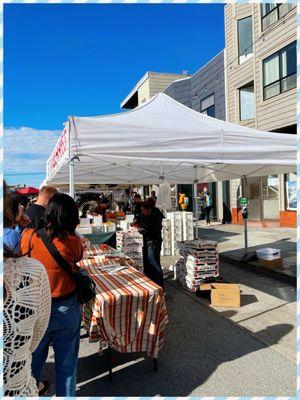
top-left (49, 127), bottom-right (68, 171)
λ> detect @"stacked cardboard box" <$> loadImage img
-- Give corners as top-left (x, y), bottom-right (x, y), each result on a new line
top-left (161, 219), bottom-right (172, 256)
top-left (116, 229), bottom-right (144, 272)
top-left (165, 212), bottom-right (194, 256)
top-left (175, 239), bottom-right (219, 291)
top-left (182, 212), bottom-right (194, 241)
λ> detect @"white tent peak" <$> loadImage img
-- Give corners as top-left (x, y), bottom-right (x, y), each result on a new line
top-left (46, 93), bottom-right (296, 187)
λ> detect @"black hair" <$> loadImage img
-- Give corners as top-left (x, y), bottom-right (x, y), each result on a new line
top-left (18, 196), bottom-right (30, 208)
top-left (10, 195), bottom-right (20, 222)
top-left (141, 199), bottom-right (155, 210)
top-left (43, 193), bottom-right (80, 239)
top-left (99, 197), bottom-right (110, 205)
top-left (133, 194), bottom-right (141, 200)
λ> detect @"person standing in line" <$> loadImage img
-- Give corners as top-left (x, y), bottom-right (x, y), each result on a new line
top-left (133, 193), bottom-right (143, 222)
top-left (178, 191), bottom-right (187, 211)
top-left (20, 193), bottom-right (83, 397)
top-left (150, 190), bottom-right (157, 205)
top-left (27, 186), bottom-right (58, 229)
top-left (4, 193), bottom-right (31, 254)
top-left (138, 200), bottom-right (164, 288)
top-left (204, 190), bottom-right (213, 226)
top-left (4, 181), bottom-right (51, 397)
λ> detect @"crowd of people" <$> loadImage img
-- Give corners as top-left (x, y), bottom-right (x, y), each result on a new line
top-left (3, 183), bottom-right (165, 396)
top-left (4, 183), bottom-right (84, 396)
top-left (4, 182), bottom-right (231, 396)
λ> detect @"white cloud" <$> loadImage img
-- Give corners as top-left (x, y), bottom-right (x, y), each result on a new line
top-left (3, 127), bottom-right (61, 187)
top-left (4, 127), bottom-right (61, 186)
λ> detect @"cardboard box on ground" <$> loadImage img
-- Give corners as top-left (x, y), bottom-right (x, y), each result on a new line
top-left (200, 283), bottom-right (241, 307)
top-left (258, 258), bottom-right (283, 269)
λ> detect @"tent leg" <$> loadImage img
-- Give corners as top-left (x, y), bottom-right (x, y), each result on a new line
top-left (69, 158), bottom-right (75, 198)
top-left (193, 182), bottom-right (198, 239)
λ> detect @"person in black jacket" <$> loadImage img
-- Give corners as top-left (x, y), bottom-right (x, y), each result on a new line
top-left (133, 193), bottom-right (142, 222)
top-left (138, 200), bottom-right (164, 288)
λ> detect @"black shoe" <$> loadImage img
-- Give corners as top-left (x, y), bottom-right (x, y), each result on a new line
top-left (39, 380), bottom-right (50, 396)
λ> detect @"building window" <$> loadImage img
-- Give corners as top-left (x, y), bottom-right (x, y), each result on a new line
top-left (263, 41), bottom-right (296, 100)
top-left (237, 16), bottom-right (253, 64)
top-left (261, 3), bottom-right (296, 31)
top-left (285, 173), bottom-right (296, 211)
top-left (239, 83), bottom-right (255, 120)
top-left (200, 94), bottom-right (215, 117)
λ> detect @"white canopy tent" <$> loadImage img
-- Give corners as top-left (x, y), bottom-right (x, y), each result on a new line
top-left (45, 93), bottom-right (296, 194)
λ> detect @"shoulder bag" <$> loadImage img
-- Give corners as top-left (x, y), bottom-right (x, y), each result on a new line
top-left (37, 228), bottom-right (96, 304)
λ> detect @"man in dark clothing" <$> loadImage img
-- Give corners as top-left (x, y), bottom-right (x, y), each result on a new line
top-left (222, 202), bottom-right (232, 224)
top-left (133, 193), bottom-right (142, 222)
top-left (93, 197), bottom-right (110, 223)
top-left (27, 186), bottom-right (57, 229)
top-left (150, 190), bottom-right (157, 205)
top-left (138, 200), bottom-right (164, 288)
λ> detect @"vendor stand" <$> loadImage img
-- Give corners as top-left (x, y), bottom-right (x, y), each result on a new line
top-left (79, 245), bottom-right (168, 380)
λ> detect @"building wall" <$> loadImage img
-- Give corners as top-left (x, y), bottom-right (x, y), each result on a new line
top-left (148, 73), bottom-right (189, 99)
top-left (253, 4), bottom-right (297, 131)
top-left (225, 3), bottom-right (296, 227)
top-left (191, 51), bottom-right (226, 121)
top-left (164, 78), bottom-right (191, 108)
top-left (137, 79), bottom-right (150, 106)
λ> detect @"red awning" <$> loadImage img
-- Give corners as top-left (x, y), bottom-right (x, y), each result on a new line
top-left (15, 187), bottom-right (39, 195)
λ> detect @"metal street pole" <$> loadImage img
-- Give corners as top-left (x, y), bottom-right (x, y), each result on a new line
top-left (69, 157), bottom-right (75, 198)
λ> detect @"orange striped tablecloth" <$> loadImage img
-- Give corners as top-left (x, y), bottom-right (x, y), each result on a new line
top-left (83, 244), bottom-right (115, 257)
top-left (83, 263), bottom-right (168, 358)
top-left (78, 257), bottom-right (132, 269)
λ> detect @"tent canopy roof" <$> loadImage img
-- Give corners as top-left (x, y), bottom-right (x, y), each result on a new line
top-left (46, 93), bottom-right (296, 186)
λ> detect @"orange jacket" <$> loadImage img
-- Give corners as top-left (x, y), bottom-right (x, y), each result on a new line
top-left (21, 229), bottom-right (83, 298)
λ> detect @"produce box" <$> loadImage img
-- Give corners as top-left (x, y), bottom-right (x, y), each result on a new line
top-left (258, 257), bottom-right (282, 269)
top-left (210, 283), bottom-right (240, 307)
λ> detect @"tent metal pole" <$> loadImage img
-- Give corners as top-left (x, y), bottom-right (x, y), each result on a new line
top-left (193, 166), bottom-right (199, 239)
top-left (69, 158), bottom-right (75, 198)
top-left (68, 117), bottom-right (75, 198)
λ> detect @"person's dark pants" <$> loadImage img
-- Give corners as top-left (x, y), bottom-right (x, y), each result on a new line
top-left (32, 294), bottom-right (81, 396)
top-left (143, 242), bottom-right (164, 289)
top-left (205, 206), bottom-right (212, 224)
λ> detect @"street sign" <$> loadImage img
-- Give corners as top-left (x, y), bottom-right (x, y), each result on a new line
top-left (240, 197), bottom-right (249, 206)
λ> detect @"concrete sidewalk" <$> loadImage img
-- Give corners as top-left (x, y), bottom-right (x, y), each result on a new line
top-left (195, 223), bottom-right (296, 284)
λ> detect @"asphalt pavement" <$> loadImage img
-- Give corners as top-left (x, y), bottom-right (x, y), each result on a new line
top-left (42, 264), bottom-right (296, 396)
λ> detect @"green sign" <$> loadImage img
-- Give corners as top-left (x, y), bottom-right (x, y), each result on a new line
top-left (240, 197), bottom-right (249, 206)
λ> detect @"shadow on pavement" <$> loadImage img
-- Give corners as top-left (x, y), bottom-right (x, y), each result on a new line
top-left (198, 226), bottom-right (240, 243)
top-left (240, 294), bottom-right (258, 307)
top-left (72, 282), bottom-right (294, 396)
top-left (221, 238), bottom-right (296, 260)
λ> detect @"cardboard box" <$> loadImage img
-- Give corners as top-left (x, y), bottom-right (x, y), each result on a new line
top-left (258, 257), bottom-right (282, 269)
top-left (210, 283), bottom-right (241, 307)
top-left (199, 283), bottom-right (213, 291)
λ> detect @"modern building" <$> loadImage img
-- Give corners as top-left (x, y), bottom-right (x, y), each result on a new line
top-left (121, 71), bottom-right (189, 109)
top-left (224, 2), bottom-right (297, 227)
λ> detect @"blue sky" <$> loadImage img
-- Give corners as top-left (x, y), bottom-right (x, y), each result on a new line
top-left (4, 4), bottom-right (225, 186)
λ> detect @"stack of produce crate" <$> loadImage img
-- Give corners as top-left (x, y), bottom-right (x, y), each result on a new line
top-left (175, 239), bottom-right (219, 292)
top-left (161, 219), bottom-right (172, 256)
top-left (116, 229), bottom-right (144, 272)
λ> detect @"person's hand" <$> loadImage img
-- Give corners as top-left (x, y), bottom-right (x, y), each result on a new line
top-left (80, 236), bottom-right (91, 250)
top-left (18, 214), bottom-right (31, 227)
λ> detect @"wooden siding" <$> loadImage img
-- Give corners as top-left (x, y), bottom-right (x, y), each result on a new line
top-left (148, 73), bottom-right (188, 98)
top-left (225, 3), bottom-right (296, 130)
top-left (253, 3), bottom-right (297, 132)
top-left (225, 4), bottom-right (254, 125)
